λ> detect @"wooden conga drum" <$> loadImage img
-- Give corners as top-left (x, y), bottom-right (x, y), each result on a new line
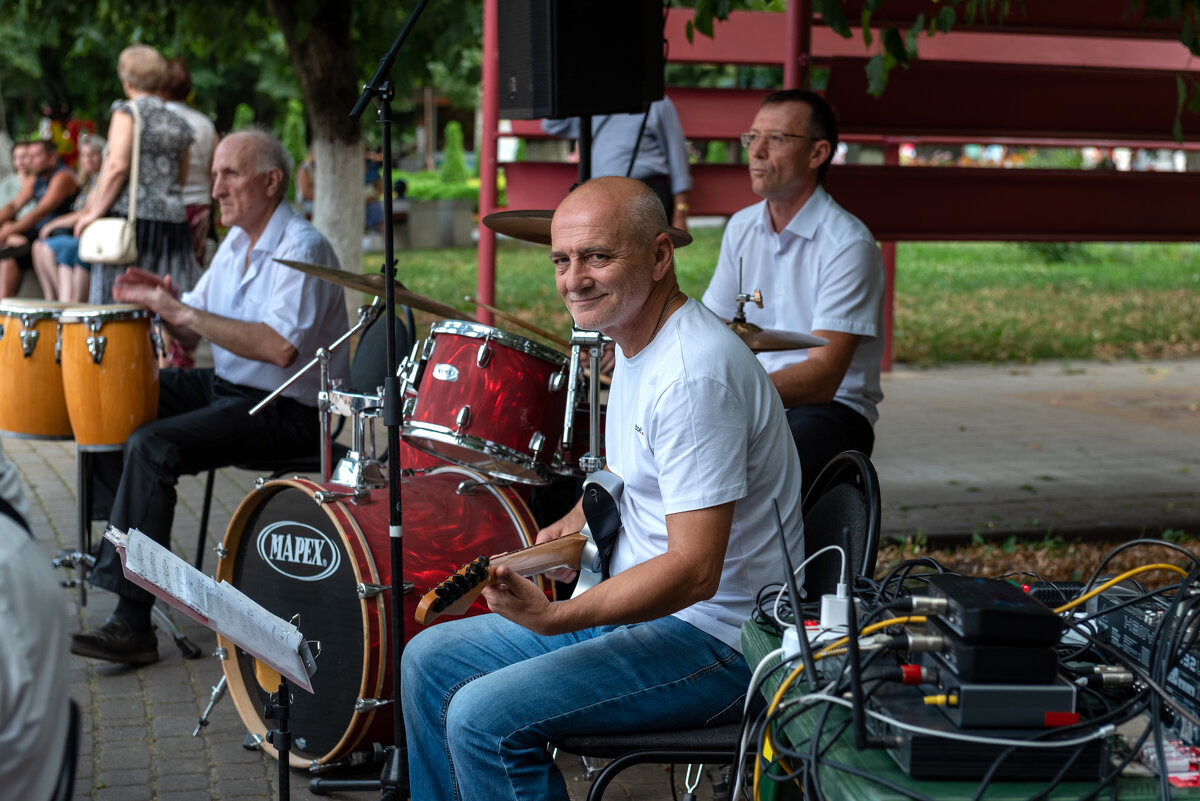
top-left (0, 298), bottom-right (78, 439)
top-left (59, 304), bottom-right (159, 450)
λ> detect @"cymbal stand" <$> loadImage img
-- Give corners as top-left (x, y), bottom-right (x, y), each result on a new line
top-left (729, 256), bottom-right (765, 336)
top-left (562, 328), bottom-right (607, 473)
top-left (249, 300), bottom-right (381, 482)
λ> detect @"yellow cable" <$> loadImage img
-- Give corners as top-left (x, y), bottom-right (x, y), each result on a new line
top-left (1053, 563), bottom-right (1188, 613)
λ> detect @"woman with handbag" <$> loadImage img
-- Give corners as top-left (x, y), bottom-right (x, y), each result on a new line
top-left (73, 44), bottom-right (199, 365)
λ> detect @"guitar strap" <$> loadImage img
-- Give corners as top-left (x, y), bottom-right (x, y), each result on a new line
top-left (0, 495), bottom-right (31, 537)
top-left (580, 470), bottom-right (623, 579)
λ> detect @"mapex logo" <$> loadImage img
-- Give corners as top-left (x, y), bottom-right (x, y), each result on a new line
top-left (255, 521), bottom-right (341, 581)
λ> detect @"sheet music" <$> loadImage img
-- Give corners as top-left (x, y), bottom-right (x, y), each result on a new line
top-left (105, 527), bottom-right (314, 692)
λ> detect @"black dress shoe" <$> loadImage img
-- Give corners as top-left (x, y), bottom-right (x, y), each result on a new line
top-left (70, 618), bottom-right (160, 665)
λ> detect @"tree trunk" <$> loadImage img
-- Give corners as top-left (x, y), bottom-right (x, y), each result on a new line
top-left (266, 0), bottom-right (366, 327)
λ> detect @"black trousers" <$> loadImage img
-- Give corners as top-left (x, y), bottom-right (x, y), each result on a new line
top-left (89, 368), bottom-right (319, 603)
top-left (786, 401), bottom-right (875, 501)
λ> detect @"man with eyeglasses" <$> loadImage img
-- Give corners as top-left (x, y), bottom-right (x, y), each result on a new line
top-left (702, 89), bottom-right (884, 496)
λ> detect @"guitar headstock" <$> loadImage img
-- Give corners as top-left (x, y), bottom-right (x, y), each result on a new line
top-left (415, 555), bottom-right (493, 625)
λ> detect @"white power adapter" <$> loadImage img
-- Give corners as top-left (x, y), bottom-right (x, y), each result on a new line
top-left (782, 626), bottom-right (803, 661)
top-left (819, 592), bottom-right (861, 633)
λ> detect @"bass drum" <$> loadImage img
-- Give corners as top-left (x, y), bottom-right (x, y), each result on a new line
top-left (215, 465), bottom-right (546, 768)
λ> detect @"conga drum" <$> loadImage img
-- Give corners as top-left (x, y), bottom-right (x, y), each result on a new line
top-left (59, 304), bottom-right (159, 450)
top-left (0, 298), bottom-right (77, 439)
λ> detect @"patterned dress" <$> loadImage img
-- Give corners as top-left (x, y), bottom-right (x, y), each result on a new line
top-left (89, 95), bottom-right (200, 304)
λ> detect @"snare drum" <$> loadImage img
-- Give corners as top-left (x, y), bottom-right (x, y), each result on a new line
top-left (0, 299), bottom-right (78, 439)
top-left (58, 304), bottom-right (159, 450)
top-left (401, 321), bottom-right (568, 485)
top-left (216, 464), bottom-right (547, 768)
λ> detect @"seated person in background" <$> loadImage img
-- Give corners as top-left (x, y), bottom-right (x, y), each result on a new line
top-left (702, 90), bottom-right (885, 496)
top-left (69, 130), bottom-right (350, 666)
top-left (295, 148), bottom-right (314, 218)
top-left (33, 134), bottom-right (106, 302)
top-left (0, 139), bottom-right (79, 298)
top-left (0, 141), bottom-right (30, 207)
top-left (401, 176), bottom-right (804, 800)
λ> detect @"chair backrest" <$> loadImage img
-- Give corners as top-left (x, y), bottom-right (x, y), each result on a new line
top-left (799, 450), bottom-right (881, 600)
top-left (350, 308), bottom-right (413, 395)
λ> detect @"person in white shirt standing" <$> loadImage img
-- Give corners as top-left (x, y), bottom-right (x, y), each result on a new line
top-left (71, 130), bottom-right (349, 666)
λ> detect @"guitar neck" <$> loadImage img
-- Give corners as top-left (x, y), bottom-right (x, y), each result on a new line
top-left (415, 532), bottom-right (589, 625)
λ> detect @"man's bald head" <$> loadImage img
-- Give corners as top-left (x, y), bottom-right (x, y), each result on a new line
top-left (553, 176), bottom-right (669, 253)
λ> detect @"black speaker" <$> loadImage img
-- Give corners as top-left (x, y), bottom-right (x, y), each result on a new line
top-left (498, 0), bottom-right (665, 120)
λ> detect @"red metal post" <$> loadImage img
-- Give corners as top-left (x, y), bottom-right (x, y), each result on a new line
top-left (879, 140), bottom-right (899, 373)
top-left (476, 0), bottom-right (498, 327)
top-left (785, 0), bottom-right (812, 89)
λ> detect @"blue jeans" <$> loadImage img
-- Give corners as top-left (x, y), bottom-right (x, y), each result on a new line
top-left (401, 613), bottom-right (751, 801)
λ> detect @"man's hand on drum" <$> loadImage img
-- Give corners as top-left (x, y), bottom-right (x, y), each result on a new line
top-left (113, 268), bottom-right (184, 322)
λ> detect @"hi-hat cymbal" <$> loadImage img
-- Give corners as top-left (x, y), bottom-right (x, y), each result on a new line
top-left (728, 320), bottom-right (827, 352)
top-left (483, 209), bottom-right (693, 248)
top-left (275, 259), bottom-right (475, 322)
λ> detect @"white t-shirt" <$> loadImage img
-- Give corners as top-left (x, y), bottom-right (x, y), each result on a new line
top-left (606, 299), bottom-right (805, 650)
top-left (164, 101), bottom-right (217, 207)
top-left (702, 186), bottom-right (886, 424)
top-left (182, 202), bottom-right (349, 402)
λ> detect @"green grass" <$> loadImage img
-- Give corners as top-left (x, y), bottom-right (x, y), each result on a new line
top-left (367, 232), bottom-right (1200, 366)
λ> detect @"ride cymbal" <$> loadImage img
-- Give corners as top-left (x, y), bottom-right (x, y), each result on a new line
top-left (727, 320), bottom-right (828, 352)
top-left (483, 209), bottom-right (693, 248)
top-left (275, 259), bottom-right (475, 322)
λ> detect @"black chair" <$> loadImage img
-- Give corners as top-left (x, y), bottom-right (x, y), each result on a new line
top-left (51, 699), bottom-right (80, 801)
top-left (194, 309), bottom-right (412, 570)
top-left (550, 450), bottom-right (882, 801)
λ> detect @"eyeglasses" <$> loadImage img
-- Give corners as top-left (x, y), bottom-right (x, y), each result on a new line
top-left (740, 131), bottom-right (809, 150)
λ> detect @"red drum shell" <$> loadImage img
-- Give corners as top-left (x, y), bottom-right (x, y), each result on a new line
top-left (402, 321), bottom-right (568, 485)
top-left (215, 465), bottom-right (546, 768)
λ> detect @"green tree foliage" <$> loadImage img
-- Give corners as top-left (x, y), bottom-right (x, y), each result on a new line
top-left (438, 121), bottom-right (469, 185)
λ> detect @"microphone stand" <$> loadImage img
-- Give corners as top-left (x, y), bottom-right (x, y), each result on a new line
top-left (309, 1), bottom-right (433, 797)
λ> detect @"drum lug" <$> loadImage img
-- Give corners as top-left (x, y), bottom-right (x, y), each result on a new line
top-left (528, 431), bottom-right (546, 456)
top-left (55, 323), bottom-right (63, 364)
top-left (86, 334), bottom-right (107, 364)
top-left (455, 405), bottom-right (471, 432)
top-left (215, 543), bottom-right (228, 559)
top-left (476, 341), bottom-right (492, 367)
top-left (18, 326), bottom-right (39, 358)
top-left (215, 646), bottom-right (228, 660)
top-left (355, 697), bottom-right (392, 713)
top-left (0, 322), bottom-right (4, 342)
top-left (357, 582), bottom-right (389, 599)
top-left (549, 370), bottom-right (565, 393)
top-left (313, 487), bottom-right (369, 504)
top-left (402, 396), bottom-right (416, 417)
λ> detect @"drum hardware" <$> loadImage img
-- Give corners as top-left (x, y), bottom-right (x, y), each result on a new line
top-left (454, 476), bottom-right (516, 496)
top-left (454, 405), bottom-right (471, 432)
top-left (466, 295), bottom-right (572, 350)
top-left (476, 335), bottom-right (492, 367)
top-left (325, 389), bottom-right (386, 491)
top-left (18, 313), bottom-right (39, 356)
top-left (194, 674), bottom-right (229, 737)
top-left (355, 698), bottom-right (392, 712)
top-left (313, 487), bottom-right (371, 505)
top-left (563, 328), bottom-right (610, 475)
top-left (357, 583), bottom-right (389, 599)
top-left (54, 323), bottom-right (62, 362)
top-left (83, 315), bottom-right (108, 363)
top-left (727, 258), bottom-right (829, 352)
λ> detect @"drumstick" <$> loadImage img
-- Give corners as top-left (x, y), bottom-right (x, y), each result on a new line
top-left (465, 296), bottom-right (571, 348)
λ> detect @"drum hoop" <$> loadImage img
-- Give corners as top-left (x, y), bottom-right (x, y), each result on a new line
top-left (401, 422), bottom-right (544, 485)
top-left (59, 306), bottom-right (151, 323)
top-left (429, 319), bottom-right (567, 367)
top-left (215, 478), bottom-right (388, 768)
top-left (0, 299), bottom-right (79, 316)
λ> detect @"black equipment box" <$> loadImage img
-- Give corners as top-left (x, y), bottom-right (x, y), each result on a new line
top-left (925, 616), bottom-right (1060, 684)
top-left (928, 574), bottom-right (1063, 646)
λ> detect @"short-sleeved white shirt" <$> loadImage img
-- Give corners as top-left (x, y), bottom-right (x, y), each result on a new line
top-left (702, 187), bottom-right (885, 424)
top-left (606, 299), bottom-right (805, 650)
top-left (181, 202), bottom-right (348, 402)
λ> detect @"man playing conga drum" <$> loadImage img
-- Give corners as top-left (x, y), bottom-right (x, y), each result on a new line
top-left (71, 130), bottom-right (349, 665)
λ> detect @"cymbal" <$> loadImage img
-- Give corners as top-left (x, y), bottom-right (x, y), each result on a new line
top-left (275, 259), bottom-right (475, 322)
top-left (482, 209), bottom-right (694, 248)
top-left (728, 320), bottom-right (828, 352)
